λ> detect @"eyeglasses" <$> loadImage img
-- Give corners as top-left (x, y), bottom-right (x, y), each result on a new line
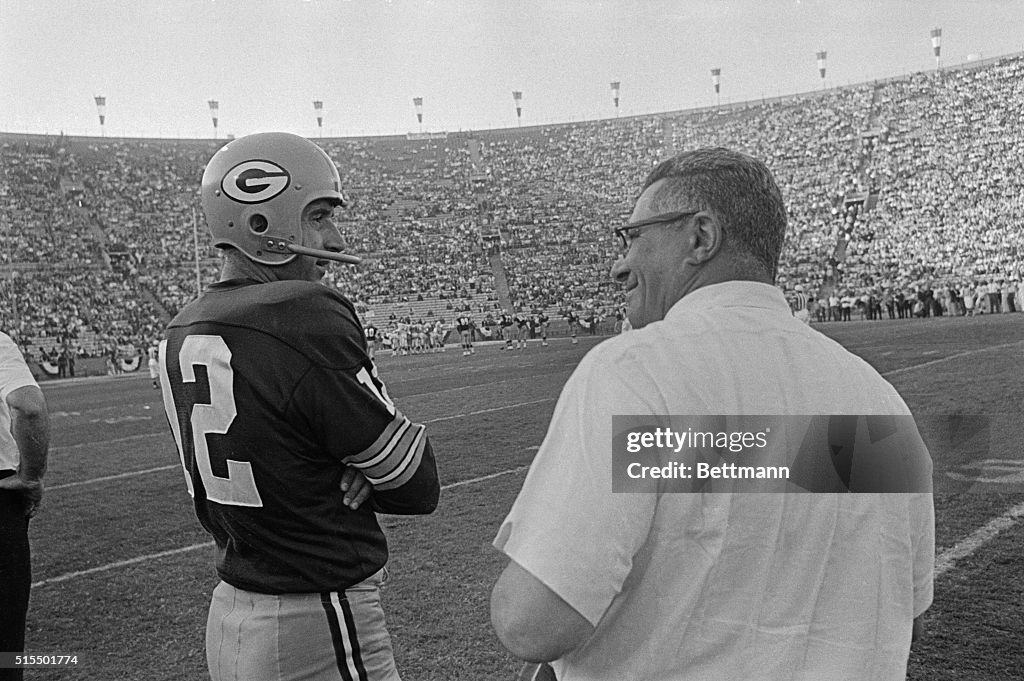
top-left (613, 211), bottom-right (699, 251)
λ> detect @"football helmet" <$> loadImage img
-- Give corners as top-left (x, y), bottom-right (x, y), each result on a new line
top-left (201, 132), bottom-right (348, 265)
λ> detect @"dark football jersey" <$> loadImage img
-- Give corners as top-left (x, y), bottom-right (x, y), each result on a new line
top-left (365, 325), bottom-right (378, 340)
top-left (159, 278), bottom-right (438, 594)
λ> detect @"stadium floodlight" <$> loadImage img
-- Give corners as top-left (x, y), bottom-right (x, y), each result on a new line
top-left (512, 91), bottom-right (523, 126)
top-left (208, 100), bottom-right (220, 139)
top-left (313, 100), bottom-right (324, 138)
top-left (413, 97), bottom-right (424, 132)
top-left (931, 28), bottom-right (942, 69)
top-left (710, 68), bottom-right (721, 106)
top-left (94, 95), bottom-right (107, 136)
top-left (610, 82), bottom-right (620, 116)
top-left (816, 51), bottom-right (827, 89)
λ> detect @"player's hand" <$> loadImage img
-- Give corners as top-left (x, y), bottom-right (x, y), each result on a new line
top-left (340, 467), bottom-right (373, 510)
top-left (0, 475), bottom-right (44, 518)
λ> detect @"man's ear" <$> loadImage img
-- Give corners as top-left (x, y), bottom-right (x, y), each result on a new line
top-left (683, 213), bottom-right (723, 266)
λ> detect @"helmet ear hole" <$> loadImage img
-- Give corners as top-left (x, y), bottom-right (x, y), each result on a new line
top-left (249, 214), bottom-right (269, 234)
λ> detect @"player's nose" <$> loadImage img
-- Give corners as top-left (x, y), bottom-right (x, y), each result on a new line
top-left (322, 221), bottom-right (347, 253)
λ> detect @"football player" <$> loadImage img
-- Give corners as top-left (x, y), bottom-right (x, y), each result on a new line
top-left (514, 310), bottom-right (530, 349)
top-left (456, 314), bottom-right (474, 355)
top-left (159, 132), bottom-right (439, 681)
top-left (364, 323), bottom-right (378, 360)
top-left (500, 310), bottom-right (515, 350)
top-left (564, 308), bottom-right (580, 344)
top-left (532, 310), bottom-right (550, 347)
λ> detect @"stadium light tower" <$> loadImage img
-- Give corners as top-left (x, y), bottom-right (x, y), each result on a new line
top-left (930, 28), bottom-right (942, 69)
top-left (413, 97), bottom-right (423, 132)
top-left (313, 100), bottom-right (324, 138)
top-left (94, 95), bottom-right (107, 136)
top-left (610, 81), bottom-right (621, 116)
top-left (816, 51), bottom-right (827, 89)
top-left (208, 100), bottom-right (219, 139)
top-left (710, 68), bottom-right (721, 107)
top-left (512, 91), bottom-right (523, 126)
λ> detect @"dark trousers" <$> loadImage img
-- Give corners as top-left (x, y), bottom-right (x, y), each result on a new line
top-left (0, 483), bottom-right (31, 681)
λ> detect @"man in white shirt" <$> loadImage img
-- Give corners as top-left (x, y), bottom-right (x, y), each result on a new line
top-left (491, 148), bottom-right (933, 681)
top-left (0, 331), bottom-right (50, 681)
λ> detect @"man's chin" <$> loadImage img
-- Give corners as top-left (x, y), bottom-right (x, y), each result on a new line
top-left (627, 308), bottom-right (646, 329)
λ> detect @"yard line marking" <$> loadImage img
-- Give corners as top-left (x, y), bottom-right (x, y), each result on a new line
top-left (48, 465), bottom-right (180, 491)
top-left (31, 543), bottom-right (215, 589)
top-left (423, 398), bottom-right (555, 423)
top-left (31, 465), bottom-right (532, 589)
top-left (56, 431), bottom-right (165, 452)
top-left (881, 341), bottom-right (1023, 377)
top-left (442, 465), bottom-right (530, 490)
top-left (934, 499), bottom-right (1024, 577)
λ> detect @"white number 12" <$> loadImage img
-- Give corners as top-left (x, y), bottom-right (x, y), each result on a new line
top-left (159, 335), bottom-right (263, 507)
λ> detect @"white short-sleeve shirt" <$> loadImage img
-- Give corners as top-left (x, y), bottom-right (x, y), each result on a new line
top-left (0, 332), bottom-right (41, 471)
top-left (495, 281), bottom-right (934, 681)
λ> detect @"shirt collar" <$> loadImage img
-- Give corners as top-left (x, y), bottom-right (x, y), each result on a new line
top-left (664, 281), bottom-right (790, 321)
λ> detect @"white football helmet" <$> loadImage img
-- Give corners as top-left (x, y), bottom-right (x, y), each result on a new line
top-left (201, 132), bottom-right (347, 265)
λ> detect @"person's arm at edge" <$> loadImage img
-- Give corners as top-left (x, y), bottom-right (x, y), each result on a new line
top-left (0, 385), bottom-right (51, 515)
top-left (491, 558), bottom-right (595, 662)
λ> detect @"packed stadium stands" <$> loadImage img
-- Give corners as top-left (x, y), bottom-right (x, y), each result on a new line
top-left (2, 52), bottom-right (1023, 370)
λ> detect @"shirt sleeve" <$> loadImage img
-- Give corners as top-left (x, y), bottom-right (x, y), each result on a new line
top-left (493, 349), bottom-right (660, 626)
top-left (0, 335), bottom-right (38, 401)
top-left (911, 491), bottom-right (935, 617)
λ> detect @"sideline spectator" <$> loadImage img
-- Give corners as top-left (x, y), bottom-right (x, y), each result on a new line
top-left (0, 331), bottom-right (50, 681)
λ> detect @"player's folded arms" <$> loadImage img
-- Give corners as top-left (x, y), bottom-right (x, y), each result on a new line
top-left (345, 417), bottom-right (440, 515)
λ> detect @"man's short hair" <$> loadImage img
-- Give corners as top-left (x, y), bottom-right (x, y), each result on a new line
top-left (641, 147), bottom-right (787, 280)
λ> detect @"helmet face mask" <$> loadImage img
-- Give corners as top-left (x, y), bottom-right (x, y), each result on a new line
top-left (201, 132), bottom-right (346, 265)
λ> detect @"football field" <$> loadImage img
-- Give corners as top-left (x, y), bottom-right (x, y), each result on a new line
top-left (24, 314), bottom-right (1024, 680)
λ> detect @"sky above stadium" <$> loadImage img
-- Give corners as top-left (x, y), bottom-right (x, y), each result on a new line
top-left (2, 0), bottom-right (1023, 139)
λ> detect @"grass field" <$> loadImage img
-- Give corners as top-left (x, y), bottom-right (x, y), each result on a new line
top-left (21, 313), bottom-right (1024, 680)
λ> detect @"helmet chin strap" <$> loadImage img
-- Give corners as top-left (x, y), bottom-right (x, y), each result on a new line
top-left (287, 244), bottom-right (362, 265)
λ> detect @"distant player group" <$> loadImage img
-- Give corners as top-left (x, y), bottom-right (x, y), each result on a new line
top-left (364, 319), bottom-right (447, 358)
top-left (454, 310), bottom-right (551, 355)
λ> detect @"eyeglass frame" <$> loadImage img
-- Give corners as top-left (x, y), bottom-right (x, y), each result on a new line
top-left (613, 210), bottom-right (700, 252)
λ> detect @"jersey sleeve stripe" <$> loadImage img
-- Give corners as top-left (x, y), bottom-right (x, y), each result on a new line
top-left (372, 427), bottom-right (426, 491)
top-left (357, 422), bottom-right (422, 482)
top-left (353, 419), bottom-right (412, 472)
top-left (346, 411), bottom-right (409, 466)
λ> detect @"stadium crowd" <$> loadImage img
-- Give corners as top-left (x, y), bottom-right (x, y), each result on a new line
top-left (2, 52), bottom-right (1023, 364)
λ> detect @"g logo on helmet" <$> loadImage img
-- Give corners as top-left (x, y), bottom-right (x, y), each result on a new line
top-left (221, 160), bottom-right (291, 204)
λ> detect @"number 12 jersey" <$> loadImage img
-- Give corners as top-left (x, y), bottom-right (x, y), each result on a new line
top-left (159, 278), bottom-right (439, 594)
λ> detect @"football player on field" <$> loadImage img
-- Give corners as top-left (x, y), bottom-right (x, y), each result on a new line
top-left (159, 132), bottom-right (439, 681)
top-left (500, 311), bottom-right (515, 350)
top-left (532, 310), bottom-right (550, 346)
top-left (364, 323), bottom-right (378, 360)
top-left (456, 314), bottom-right (474, 355)
top-left (514, 310), bottom-right (530, 349)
